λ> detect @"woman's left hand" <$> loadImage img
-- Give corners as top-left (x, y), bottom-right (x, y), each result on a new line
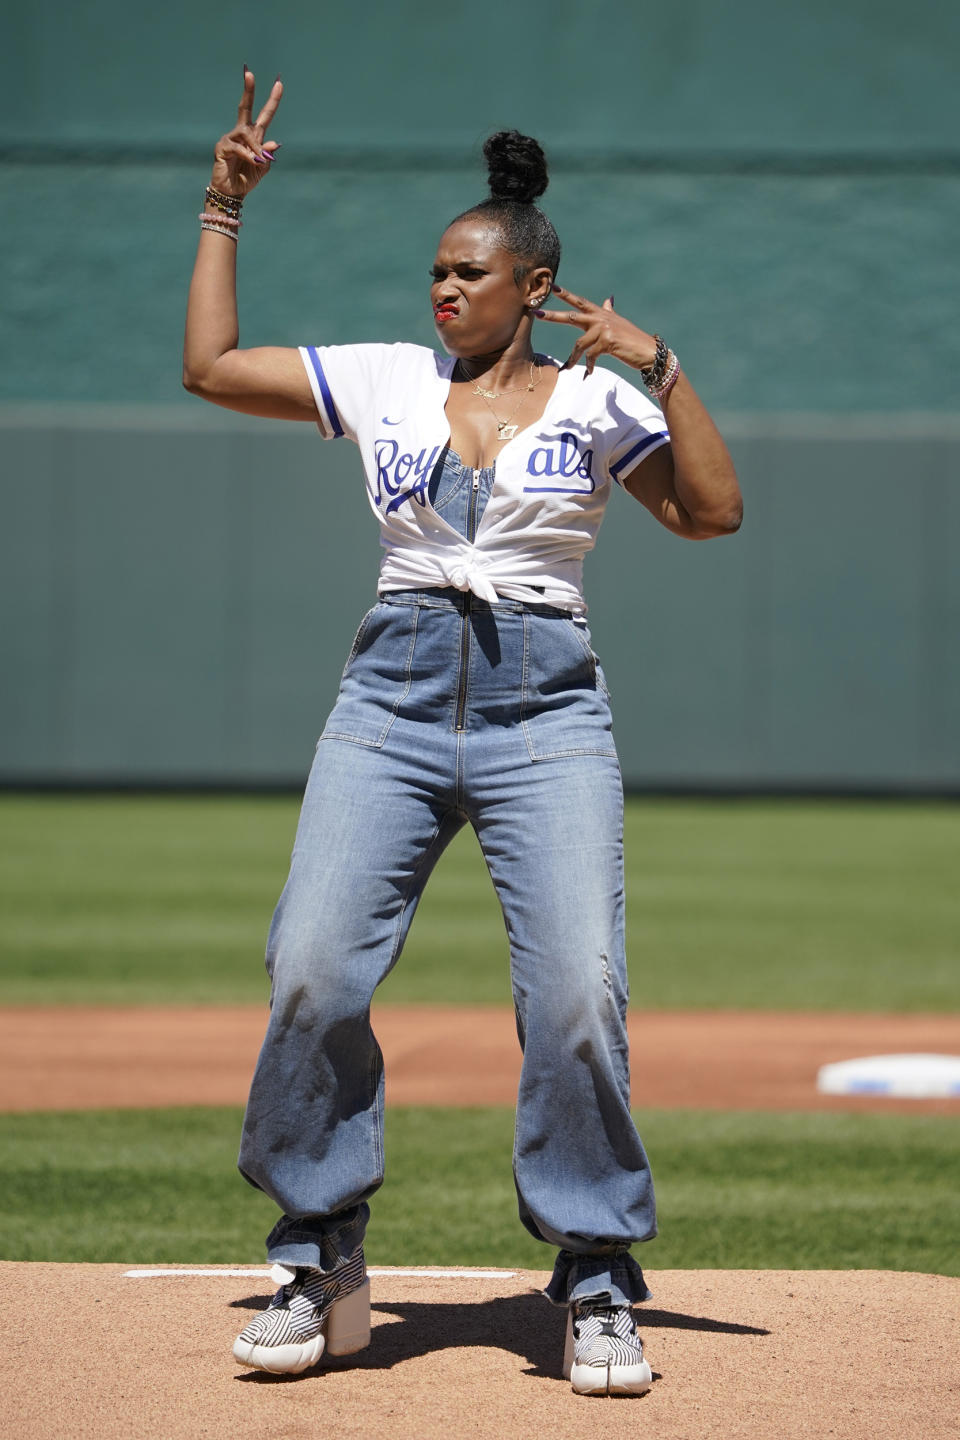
top-left (536, 285), bottom-right (658, 376)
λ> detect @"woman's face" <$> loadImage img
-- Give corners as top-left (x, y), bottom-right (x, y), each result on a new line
top-left (430, 218), bottom-right (537, 357)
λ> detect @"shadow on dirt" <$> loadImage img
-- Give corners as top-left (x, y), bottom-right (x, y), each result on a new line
top-left (231, 1289), bottom-right (768, 1384)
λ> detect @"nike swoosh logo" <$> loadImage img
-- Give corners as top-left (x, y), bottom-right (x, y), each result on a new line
top-left (381, 416), bottom-right (405, 426)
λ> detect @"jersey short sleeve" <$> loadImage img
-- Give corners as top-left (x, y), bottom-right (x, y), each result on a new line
top-left (298, 343), bottom-right (398, 442)
top-left (603, 374), bottom-right (672, 487)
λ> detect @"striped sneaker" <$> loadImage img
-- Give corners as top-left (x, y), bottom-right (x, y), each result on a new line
top-left (565, 1300), bottom-right (653, 1396)
top-left (232, 1248), bottom-right (370, 1374)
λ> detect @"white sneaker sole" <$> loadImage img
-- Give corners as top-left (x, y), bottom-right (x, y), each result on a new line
top-left (233, 1276), bottom-right (371, 1374)
top-left (569, 1358), bottom-right (653, 1396)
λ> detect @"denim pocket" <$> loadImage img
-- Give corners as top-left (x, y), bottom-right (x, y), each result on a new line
top-left (520, 614), bottom-right (618, 761)
top-left (320, 603), bottom-right (418, 749)
top-left (342, 607), bottom-right (378, 676)
top-left (568, 617), bottom-right (612, 700)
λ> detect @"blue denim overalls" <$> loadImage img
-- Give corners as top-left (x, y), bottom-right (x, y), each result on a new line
top-left (238, 446), bottom-right (655, 1307)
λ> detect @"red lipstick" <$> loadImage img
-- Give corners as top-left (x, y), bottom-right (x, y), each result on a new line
top-left (434, 305), bottom-right (459, 323)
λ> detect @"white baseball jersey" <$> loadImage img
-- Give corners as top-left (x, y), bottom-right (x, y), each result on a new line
top-left (299, 342), bottom-right (670, 614)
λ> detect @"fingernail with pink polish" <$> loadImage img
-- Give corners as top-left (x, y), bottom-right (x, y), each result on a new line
top-left (534, 309), bottom-right (546, 318)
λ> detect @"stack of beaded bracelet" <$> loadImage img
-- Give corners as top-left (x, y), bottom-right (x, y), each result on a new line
top-left (649, 348), bottom-right (680, 403)
top-left (200, 185), bottom-right (243, 242)
top-left (205, 185), bottom-right (243, 220)
top-left (199, 211), bottom-right (241, 241)
top-left (640, 334), bottom-right (681, 404)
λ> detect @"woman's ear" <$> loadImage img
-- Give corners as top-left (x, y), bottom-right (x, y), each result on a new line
top-left (525, 266), bottom-right (554, 310)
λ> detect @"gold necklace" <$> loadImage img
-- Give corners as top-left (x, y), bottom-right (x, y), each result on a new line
top-left (464, 360), bottom-right (542, 400)
top-left (453, 359), bottom-right (543, 441)
top-left (476, 385), bottom-right (534, 442)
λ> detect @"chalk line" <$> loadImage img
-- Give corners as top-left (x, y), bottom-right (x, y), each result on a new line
top-left (123, 1267), bottom-right (517, 1280)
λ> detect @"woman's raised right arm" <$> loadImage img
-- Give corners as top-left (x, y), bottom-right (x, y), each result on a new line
top-left (182, 68), bottom-right (316, 421)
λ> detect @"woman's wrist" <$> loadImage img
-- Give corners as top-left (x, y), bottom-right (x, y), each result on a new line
top-left (639, 335), bottom-right (681, 404)
top-left (199, 184), bottom-right (244, 242)
top-left (625, 341), bottom-right (660, 372)
top-left (205, 184), bottom-right (244, 217)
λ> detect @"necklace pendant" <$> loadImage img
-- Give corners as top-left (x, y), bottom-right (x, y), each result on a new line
top-left (497, 423), bottom-right (518, 441)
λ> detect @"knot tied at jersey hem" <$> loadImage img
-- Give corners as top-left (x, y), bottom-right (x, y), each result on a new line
top-left (442, 552), bottom-right (500, 604)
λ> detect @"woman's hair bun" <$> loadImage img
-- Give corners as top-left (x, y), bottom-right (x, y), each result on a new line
top-left (483, 130), bottom-right (549, 205)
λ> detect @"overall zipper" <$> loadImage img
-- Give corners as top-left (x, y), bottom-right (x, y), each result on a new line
top-left (453, 468), bottom-right (483, 732)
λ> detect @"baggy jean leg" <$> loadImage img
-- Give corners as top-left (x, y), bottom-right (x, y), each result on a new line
top-left (238, 732), bottom-right (464, 1267)
top-left (469, 742), bottom-right (656, 1304)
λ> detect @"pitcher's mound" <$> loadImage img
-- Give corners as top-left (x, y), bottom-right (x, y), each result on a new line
top-left (2, 1263), bottom-right (955, 1439)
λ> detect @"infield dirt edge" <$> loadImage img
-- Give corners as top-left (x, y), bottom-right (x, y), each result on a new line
top-left (3, 1004), bottom-right (960, 1113)
top-left (3, 1263), bottom-right (956, 1440)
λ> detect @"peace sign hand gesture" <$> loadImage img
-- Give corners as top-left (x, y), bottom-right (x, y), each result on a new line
top-left (210, 66), bottom-right (283, 199)
top-left (536, 285), bottom-right (659, 378)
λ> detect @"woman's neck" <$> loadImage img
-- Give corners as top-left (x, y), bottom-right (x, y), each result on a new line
top-left (453, 340), bottom-right (541, 392)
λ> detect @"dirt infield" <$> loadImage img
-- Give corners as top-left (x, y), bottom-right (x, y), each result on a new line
top-left (2, 1004), bottom-right (959, 1113)
top-left (5, 1015), bottom-right (958, 1436)
top-left (3, 1263), bottom-right (957, 1439)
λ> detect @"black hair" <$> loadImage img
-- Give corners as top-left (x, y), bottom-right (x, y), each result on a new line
top-left (452, 130), bottom-right (561, 285)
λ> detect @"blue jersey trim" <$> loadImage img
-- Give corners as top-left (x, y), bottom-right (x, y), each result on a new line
top-left (306, 346), bottom-right (344, 438)
top-left (609, 430), bottom-right (669, 481)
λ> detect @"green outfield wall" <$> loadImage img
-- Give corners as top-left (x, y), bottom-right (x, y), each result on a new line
top-left (4, 1), bottom-right (959, 413)
top-left (3, 2), bottom-right (957, 788)
top-left (10, 1), bottom-right (959, 157)
top-left (2, 408), bottom-right (958, 789)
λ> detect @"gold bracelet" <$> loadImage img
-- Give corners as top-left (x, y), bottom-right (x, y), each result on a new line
top-left (205, 185), bottom-right (243, 220)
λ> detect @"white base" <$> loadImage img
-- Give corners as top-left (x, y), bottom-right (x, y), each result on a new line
top-left (817, 1053), bottom-right (960, 1099)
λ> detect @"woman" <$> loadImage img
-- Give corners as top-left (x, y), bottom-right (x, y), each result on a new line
top-left (183, 69), bottom-right (742, 1397)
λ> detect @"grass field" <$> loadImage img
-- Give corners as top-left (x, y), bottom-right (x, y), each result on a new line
top-left (2, 794), bottom-right (958, 1273)
top-left (2, 1106), bottom-right (958, 1275)
top-left (1, 794), bottom-right (958, 1010)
